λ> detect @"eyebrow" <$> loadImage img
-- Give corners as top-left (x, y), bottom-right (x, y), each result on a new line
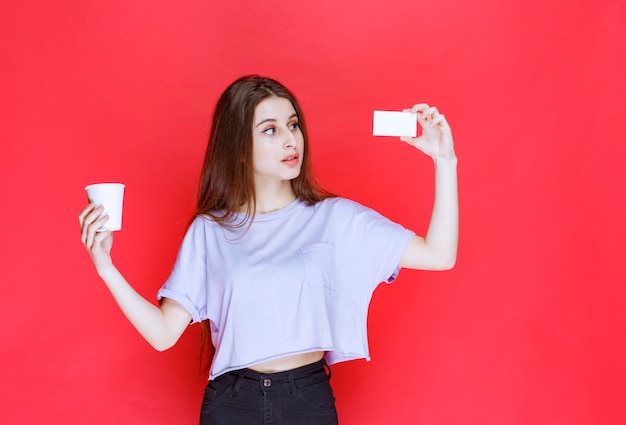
top-left (255, 113), bottom-right (298, 128)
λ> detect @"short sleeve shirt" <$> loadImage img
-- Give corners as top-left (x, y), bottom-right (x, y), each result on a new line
top-left (157, 197), bottom-right (415, 379)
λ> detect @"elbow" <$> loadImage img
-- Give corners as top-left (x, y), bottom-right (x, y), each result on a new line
top-left (433, 254), bottom-right (457, 271)
top-left (148, 336), bottom-right (178, 352)
top-left (439, 259), bottom-right (456, 271)
top-left (152, 344), bottom-right (171, 353)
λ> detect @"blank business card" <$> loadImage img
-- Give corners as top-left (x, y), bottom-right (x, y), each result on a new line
top-left (373, 111), bottom-right (417, 137)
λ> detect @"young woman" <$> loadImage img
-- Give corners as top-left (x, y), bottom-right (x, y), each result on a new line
top-left (79, 75), bottom-right (458, 424)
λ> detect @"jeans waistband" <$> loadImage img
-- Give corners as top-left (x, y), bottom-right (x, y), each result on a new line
top-left (214, 358), bottom-right (330, 389)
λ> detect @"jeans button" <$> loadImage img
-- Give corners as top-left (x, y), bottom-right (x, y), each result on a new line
top-left (263, 378), bottom-right (272, 388)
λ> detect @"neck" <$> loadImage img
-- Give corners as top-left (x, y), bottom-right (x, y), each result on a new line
top-left (249, 181), bottom-right (297, 215)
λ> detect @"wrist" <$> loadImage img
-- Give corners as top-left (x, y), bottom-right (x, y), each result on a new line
top-left (433, 153), bottom-right (458, 168)
top-left (95, 260), bottom-right (117, 280)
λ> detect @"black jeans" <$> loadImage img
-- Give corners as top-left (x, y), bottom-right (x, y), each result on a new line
top-left (200, 359), bottom-right (338, 425)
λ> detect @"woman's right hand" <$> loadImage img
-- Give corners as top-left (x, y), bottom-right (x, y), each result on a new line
top-left (79, 203), bottom-right (191, 350)
top-left (78, 203), bottom-right (114, 271)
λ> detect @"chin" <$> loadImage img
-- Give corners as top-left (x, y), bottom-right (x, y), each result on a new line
top-left (285, 169), bottom-right (302, 180)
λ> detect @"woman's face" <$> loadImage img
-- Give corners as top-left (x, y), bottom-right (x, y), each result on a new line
top-left (251, 96), bottom-right (304, 188)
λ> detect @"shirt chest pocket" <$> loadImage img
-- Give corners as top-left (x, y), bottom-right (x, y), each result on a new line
top-left (300, 243), bottom-right (336, 290)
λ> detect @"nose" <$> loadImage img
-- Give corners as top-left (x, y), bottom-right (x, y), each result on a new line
top-left (283, 128), bottom-right (297, 149)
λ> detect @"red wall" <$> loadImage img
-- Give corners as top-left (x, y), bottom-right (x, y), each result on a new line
top-left (2, 1), bottom-right (625, 423)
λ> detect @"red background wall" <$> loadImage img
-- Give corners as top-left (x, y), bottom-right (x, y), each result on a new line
top-left (1, 0), bottom-right (625, 423)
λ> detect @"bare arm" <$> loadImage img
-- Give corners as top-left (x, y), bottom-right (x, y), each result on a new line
top-left (79, 204), bottom-right (191, 351)
top-left (398, 104), bottom-right (458, 271)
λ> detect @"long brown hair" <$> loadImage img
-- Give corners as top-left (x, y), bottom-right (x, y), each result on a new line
top-left (195, 75), bottom-right (333, 225)
top-left (196, 75), bottom-right (334, 373)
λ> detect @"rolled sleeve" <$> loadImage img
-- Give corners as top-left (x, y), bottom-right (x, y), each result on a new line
top-left (156, 217), bottom-right (209, 324)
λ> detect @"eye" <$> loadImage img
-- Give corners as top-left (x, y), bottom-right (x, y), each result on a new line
top-left (289, 122), bottom-right (299, 131)
top-left (262, 127), bottom-right (276, 135)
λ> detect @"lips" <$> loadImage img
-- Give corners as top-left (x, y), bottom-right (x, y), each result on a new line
top-left (282, 153), bottom-right (300, 163)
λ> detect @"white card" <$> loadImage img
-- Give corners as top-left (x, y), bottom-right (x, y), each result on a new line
top-left (373, 110), bottom-right (417, 137)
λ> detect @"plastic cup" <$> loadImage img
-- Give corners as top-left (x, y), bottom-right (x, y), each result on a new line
top-left (85, 183), bottom-right (125, 231)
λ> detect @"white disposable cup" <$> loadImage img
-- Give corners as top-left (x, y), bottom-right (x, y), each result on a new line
top-left (85, 183), bottom-right (125, 231)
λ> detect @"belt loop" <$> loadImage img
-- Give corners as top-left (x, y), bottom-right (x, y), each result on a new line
top-left (288, 371), bottom-right (297, 399)
top-left (232, 371), bottom-right (244, 397)
top-left (323, 358), bottom-right (332, 380)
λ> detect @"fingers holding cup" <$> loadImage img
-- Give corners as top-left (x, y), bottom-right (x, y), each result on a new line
top-left (79, 203), bottom-right (109, 250)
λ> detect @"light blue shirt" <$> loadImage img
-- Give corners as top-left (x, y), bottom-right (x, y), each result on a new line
top-left (157, 197), bottom-right (415, 379)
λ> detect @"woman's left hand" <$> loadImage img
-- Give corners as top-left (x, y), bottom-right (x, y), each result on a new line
top-left (401, 104), bottom-right (456, 161)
